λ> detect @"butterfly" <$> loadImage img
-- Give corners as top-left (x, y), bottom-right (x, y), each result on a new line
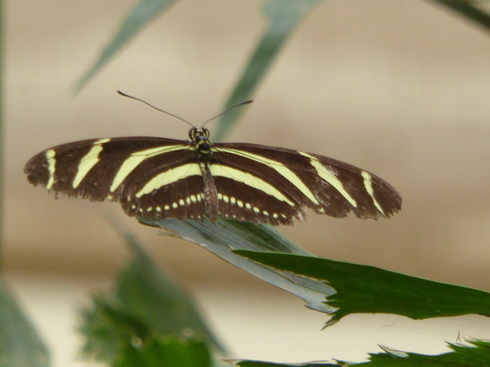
top-left (24, 92), bottom-right (402, 226)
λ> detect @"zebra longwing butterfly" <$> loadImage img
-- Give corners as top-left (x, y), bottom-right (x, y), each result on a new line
top-left (25, 94), bottom-right (402, 226)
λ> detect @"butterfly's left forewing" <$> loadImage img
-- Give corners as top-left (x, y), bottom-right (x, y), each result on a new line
top-left (25, 137), bottom-right (198, 211)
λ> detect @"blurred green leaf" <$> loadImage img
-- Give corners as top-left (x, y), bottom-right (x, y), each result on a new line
top-left (0, 0), bottom-right (4, 267)
top-left (236, 251), bottom-right (490, 325)
top-left (76, 0), bottom-right (177, 92)
top-left (428, 0), bottom-right (490, 34)
top-left (0, 280), bottom-right (50, 367)
top-left (139, 218), bottom-right (335, 314)
top-left (214, 0), bottom-right (324, 141)
top-left (79, 232), bottom-right (222, 365)
top-left (115, 337), bottom-right (212, 367)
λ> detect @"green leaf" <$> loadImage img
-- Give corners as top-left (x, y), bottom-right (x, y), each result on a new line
top-left (428, 0), bottom-right (490, 35)
top-left (448, 340), bottom-right (490, 366)
top-left (0, 280), bottom-right (50, 367)
top-left (214, 0), bottom-right (324, 141)
top-left (235, 361), bottom-right (336, 367)
top-left (358, 339), bottom-right (490, 366)
top-left (139, 218), bottom-right (335, 314)
top-left (234, 340), bottom-right (490, 366)
top-left (79, 231), bottom-right (222, 365)
top-left (75, 0), bottom-right (177, 92)
top-left (139, 219), bottom-right (490, 325)
top-left (235, 251), bottom-right (490, 325)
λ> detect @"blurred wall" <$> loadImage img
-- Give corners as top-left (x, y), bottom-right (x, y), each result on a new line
top-left (6, 0), bottom-right (490, 289)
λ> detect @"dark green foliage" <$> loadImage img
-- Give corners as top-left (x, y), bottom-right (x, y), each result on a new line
top-left (79, 236), bottom-right (221, 365)
top-left (0, 280), bottom-right (50, 367)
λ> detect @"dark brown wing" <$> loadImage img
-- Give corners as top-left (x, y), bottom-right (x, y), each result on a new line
top-left (212, 142), bottom-right (402, 223)
top-left (25, 137), bottom-right (401, 226)
top-left (24, 137), bottom-right (208, 220)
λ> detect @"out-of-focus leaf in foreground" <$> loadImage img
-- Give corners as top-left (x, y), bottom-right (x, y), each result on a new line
top-left (76, 0), bottom-right (177, 92)
top-left (236, 251), bottom-right (490, 325)
top-left (428, 0), bottom-right (490, 35)
top-left (214, 0), bottom-right (324, 141)
top-left (115, 337), bottom-right (212, 367)
top-left (79, 232), bottom-right (222, 366)
top-left (233, 339), bottom-right (490, 366)
top-left (139, 218), bottom-right (335, 314)
top-left (0, 280), bottom-right (50, 367)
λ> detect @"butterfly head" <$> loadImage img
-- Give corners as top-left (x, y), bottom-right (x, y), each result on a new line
top-left (189, 127), bottom-right (212, 155)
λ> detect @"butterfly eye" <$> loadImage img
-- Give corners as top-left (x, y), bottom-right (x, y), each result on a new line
top-left (202, 128), bottom-right (210, 138)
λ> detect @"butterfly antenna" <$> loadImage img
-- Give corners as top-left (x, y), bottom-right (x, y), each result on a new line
top-left (201, 99), bottom-right (253, 128)
top-left (117, 90), bottom-right (194, 128)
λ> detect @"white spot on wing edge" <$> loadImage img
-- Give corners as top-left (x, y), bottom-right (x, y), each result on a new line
top-left (45, 149), bottom-right (56, 190)
top-left (300, 152), bottom-right (358, 208)
top-left (72, 138), bottom-right (110, 189)
top-left (362, 171), bottom-right (385, 215)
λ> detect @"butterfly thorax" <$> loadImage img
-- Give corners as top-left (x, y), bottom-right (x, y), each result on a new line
top-left (189, 127), bottom-right (212, 157)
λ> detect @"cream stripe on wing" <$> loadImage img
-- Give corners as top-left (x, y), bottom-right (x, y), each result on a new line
top-left (72, 138), bottom-right (110, 189)
top-left (300, 152), bottom-right (358, 208)
top-left (210, 164), bottom-right (295, 206)
top-left (110, 144), bottom-right (187, 192)
top-left (45, 149), bottom-right (56, 190)
top-left (215, 147), bottom-right (320, 205)
top-left (135, 163), bottom-right (201, 198)
top-left (362, 171), bottom-right (385, 215)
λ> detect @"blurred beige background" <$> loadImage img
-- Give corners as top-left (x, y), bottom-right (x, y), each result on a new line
top-left (5, 0), bottom-right (490, 366)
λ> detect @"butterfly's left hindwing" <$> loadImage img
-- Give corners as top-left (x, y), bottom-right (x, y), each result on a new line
top-left (121, 164), bottom-right (206, 220)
